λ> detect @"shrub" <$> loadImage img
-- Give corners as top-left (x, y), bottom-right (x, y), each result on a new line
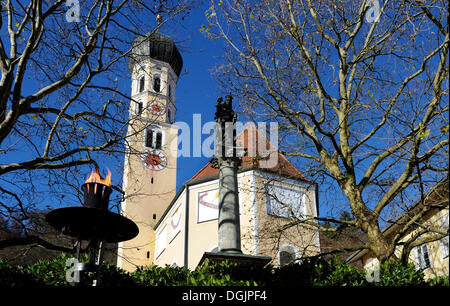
top-left (25, 253), bottom-right (72, 286)
top-left (0, 253), bottom-right (442, 287)
top-left (189, 259), bottom-right (265, 286)
top-left (312, 256), bottom-right (366, 286)
top-left (96, 261), bottom-right (136, 287)
top-left (427, 276), bottom-right (449, 286)
top-left (373, 260), bottom-right (425, 286)
top-left (268, 256), bottom-right (366, 286)
top-left (131, 264), bottom-right (189, 286)
top-left (0, 260), bottom-right (41, 287)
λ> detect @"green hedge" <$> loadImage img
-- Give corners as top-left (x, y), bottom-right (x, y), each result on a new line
top-left (0, 254), bottom-right (447, 287)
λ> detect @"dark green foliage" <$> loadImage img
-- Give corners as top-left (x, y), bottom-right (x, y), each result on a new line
top-left (0, 253), bottom-right (447, 287)
top-left (0, 260), bottom-right (41, 287)
top-left (188, 259), bottom-right (269, 286)
top-left (131, 259), bottom-right (264, 286)
top-left (131, 264), bottom-right (189, 286)
top-left (372, 260), bottom-right (425, 286)
top-left (24, 253), bottom-right (72, 286)
top-left (193, 259), bottom-right (270, 286)
top-left (96, 261), bottom-right (137, 287)
top-left (427, 276), bottom-right (449, 286)
top-left (267, 256), bottom-right (366, 286)
top-left (311, 256), bottom-right (367, 286)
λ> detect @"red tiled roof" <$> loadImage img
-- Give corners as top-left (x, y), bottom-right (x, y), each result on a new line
top-left (187, 126), bottom-right (308, 184)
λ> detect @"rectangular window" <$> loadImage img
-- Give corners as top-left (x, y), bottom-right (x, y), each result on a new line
top-left (439, 214), bottom-right (449, 260)
top-left (155, 132), bottom-right (162, 149)
top-left (135, 101), bottom-right (143, 115)
top-left (265, 184), bottom-right (306, 219)
top-left (441, 214), bottom-right (449, 229)
top-left (145, 130), bottom-right (154, 148)
top-left (440, 236), bottom-right (449, 260)
top-left (415, 244), bottom-right (431, 270)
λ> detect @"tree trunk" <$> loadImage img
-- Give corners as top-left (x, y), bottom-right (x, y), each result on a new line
top-left (366, 222), bottom-right (394, 262)
top-left (344, 181), bottom-right (394, 262)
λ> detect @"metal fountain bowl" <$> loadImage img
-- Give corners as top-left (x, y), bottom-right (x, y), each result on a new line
top-left (45, 206), bottom-right (139, 243)
top-left (45, 182), bottom-right (138, 243)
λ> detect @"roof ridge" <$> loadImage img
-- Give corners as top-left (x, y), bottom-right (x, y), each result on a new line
top-left (185, 125), bottom-right (309, 184)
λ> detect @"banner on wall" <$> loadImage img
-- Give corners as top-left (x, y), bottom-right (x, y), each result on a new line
top-left (197, 188), bottom-right (243, 223)
top-left (197, 188), bottom-right (219, 223)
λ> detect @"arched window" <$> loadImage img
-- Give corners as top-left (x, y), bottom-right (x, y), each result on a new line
top-left (153, 74), bottom-right (161, 93)
top-left (145, 126), bottom-right (164, 150)
top-left (277, 244), bottom-right (300, 266)
top-left (138, 75), bottom-right (145, 93)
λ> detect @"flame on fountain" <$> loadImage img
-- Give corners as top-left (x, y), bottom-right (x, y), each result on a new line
top-left (85, 168), bottom-right (112, 194)
top-left (85, 168), bottom-right (112, 186)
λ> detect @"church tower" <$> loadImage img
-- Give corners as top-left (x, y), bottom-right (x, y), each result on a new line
top-left (118, 31), bottom-right (183, 271)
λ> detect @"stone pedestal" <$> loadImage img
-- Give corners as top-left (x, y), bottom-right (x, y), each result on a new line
top-left (198, 251), bottom-right (272, 268)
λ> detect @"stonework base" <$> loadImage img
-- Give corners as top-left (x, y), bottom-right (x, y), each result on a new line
top-left (197, 251), bottom-right (272, 268)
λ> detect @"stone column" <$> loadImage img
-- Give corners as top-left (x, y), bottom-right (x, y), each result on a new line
top-left (217, 157), bottom-right (241, 253)
top-left (211, 95), bottom-right (242, 254)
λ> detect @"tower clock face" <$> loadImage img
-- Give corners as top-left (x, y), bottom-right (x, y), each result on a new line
top-left (148, 101), bottom-right (166, 116)
top-left (141, 150), bottom-right (167, 171)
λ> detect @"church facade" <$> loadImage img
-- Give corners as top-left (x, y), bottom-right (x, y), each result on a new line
top-left (117, 32), bottom-right (320, 271)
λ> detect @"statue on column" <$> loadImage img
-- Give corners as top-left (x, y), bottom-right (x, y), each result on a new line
top-left (212, 95), bottom-right (242, 254)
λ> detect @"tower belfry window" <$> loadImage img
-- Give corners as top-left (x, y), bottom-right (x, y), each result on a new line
top-left (145, 130), bottom-right (153, 148)
top-left (155, 132), bottom-right (162, 149)
top-left (138, 76), bottom-right (145, 93)
top-left (153, 75), bottom-right (161, 93)
top-left (145, 126), bottom-right (164, 150)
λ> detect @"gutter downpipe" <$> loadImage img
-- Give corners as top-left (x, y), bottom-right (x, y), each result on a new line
top-left (183, 183), bottom-right (190, 269)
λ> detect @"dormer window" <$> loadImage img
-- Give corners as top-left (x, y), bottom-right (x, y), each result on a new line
top-left (145, 126), bottom-right (164, 150)
top-left (138, 76), bottom-right (145, 93)
top-left (153, 75), bottom-right (161, 93)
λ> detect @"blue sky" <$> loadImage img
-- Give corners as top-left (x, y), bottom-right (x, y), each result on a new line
top-left (158, 3), bottom-right (226, 191)
top-left (5, 1), bottom-right (438, 223)
top-left (0, 1), bottom-right (224, 212)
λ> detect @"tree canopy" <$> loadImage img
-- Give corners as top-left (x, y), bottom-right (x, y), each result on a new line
top-left (0, 0), bottom-right (190, 252)
top-left (203, 0), bottom-right (449, 261)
